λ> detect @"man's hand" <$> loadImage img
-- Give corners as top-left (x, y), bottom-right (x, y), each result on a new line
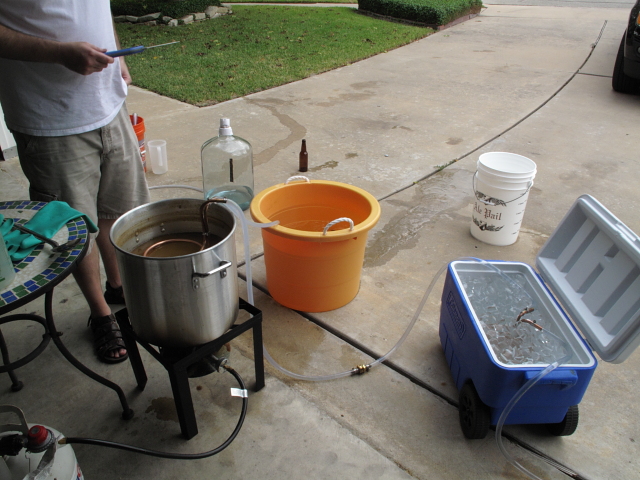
top-left (57, 42), bottom-right (114, 75)
top-left (0, 24), bottom-right (116, 75)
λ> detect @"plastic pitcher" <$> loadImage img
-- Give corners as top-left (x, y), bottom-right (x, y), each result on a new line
top-left (148, 140), bottom-right (168, 175)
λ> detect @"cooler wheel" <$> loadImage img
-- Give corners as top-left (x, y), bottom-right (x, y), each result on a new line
top-left (459, 381), bottom-right (491, 439)
top-left (546, 404), bottom-right (579, 436)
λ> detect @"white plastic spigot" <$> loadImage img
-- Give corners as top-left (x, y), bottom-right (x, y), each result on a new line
top-left (219, 118), bottom-right (233, 136)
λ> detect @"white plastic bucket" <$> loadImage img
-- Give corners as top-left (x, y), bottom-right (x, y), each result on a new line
top-left (470, 152), bottom-right (537, 246)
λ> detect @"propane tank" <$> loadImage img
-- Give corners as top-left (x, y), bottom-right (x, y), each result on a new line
top-left (0, 406), bottom-right (82, 480)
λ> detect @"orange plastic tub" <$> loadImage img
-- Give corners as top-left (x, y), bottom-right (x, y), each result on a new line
top-left (250, 178), bottom-right (380, 312)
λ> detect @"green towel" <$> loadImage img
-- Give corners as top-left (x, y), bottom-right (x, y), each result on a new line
top-left (0, 201), bottom-right (98, 261)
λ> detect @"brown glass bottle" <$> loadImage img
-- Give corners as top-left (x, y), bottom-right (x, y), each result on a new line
top-left (299, 139), bottom-right (308, 172)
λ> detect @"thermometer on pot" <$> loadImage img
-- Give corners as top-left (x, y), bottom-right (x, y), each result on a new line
top-left (106, 41), bottom-right (180, 57)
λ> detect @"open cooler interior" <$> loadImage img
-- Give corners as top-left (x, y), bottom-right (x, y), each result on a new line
top-left (451, 261), bottom-right (595, 368)
top-left (537, 195), bottom-right (640, 364)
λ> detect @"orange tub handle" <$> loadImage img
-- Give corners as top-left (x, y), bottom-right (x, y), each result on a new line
top-left (322, 217), bottom-right (354, 235)
top-left (285, 175), bottom-right (310, 185)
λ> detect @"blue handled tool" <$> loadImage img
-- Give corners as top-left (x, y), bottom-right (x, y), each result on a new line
top-left (106, 41), bottom-right (180, 57)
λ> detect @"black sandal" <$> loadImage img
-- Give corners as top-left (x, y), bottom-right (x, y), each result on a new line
top-left (88, 314), bottom-right (129, 364)
top-left (104, 281), bottom-right (126, 305)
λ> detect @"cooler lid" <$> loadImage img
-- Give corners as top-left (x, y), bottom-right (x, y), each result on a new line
top-left (536, 195), bottom-right (640, 363)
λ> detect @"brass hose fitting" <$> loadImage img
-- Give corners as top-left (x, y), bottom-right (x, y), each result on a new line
top-left (351, 364), bottom-right (371, 375)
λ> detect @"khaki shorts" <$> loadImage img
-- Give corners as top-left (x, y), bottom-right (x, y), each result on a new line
top-left (12, 104), bottom-right (150, 226)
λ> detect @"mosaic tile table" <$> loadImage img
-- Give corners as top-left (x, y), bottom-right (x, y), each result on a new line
top-left (0, 201), bottom-right (133, 419)
top-left (0, 200), bottom-right (89, 311)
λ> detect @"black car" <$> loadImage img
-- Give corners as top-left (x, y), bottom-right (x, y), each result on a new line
top-left (612, 0), bottom-right (640, 93)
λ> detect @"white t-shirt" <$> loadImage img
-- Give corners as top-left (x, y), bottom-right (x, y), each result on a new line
top-left (0, 1), bottom-right (127, 136)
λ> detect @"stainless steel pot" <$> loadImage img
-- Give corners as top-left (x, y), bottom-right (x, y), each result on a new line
top-left (110, 198), bottom-right (238, 347)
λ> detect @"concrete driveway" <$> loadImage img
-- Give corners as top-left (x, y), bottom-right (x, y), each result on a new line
top-left (0, 4), bottom-right (639, 479)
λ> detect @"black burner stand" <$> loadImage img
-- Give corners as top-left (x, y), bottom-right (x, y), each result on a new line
top-left (116, 299), bottom-right (265, 439)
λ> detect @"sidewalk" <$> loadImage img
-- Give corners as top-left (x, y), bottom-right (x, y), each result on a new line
top-left (1, 5), bottom-right (639, 479)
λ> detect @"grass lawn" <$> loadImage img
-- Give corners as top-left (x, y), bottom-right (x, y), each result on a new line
top-left (116, 6), bottom-right (431, 106)
top-left (228, 0), bottom-right (357, 3)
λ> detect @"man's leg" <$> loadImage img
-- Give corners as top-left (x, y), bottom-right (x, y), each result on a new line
top-left (95, 218), bottom-right (121, 290)
top-left (13, 126), bottom-right (131, 361)
top-left (71, 240), bottom-right (126, 360)
top-left (72, 246), bottom-right (110, 318)
top-left (92, 105), bottom-right (149, 358)
top-left (95, 104), bottom-right (149, 296)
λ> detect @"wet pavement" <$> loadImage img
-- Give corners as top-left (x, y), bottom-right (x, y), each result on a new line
top-left (1, 4), bottom-right (639, 479)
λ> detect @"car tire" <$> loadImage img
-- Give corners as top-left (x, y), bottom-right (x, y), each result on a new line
top-left (612, 35), bottom-right (639, 94)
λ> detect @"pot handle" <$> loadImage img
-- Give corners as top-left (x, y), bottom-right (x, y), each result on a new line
top-left (192, 260), bottom-right (233, 289)
top-left (323, 217), bottom-right (354, 235)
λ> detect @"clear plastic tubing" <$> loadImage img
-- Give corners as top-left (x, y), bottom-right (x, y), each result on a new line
top-left (494, 334), bottom-right (572, 480)
top-left (370, 256), bottom-right (537, 369)
top-left (221, 199), bottom-right (277, 307)
top-left (146, 184), bottom-right (573, 475)
top-left (137, 190), bottom-right (560, 399)
top-left (222, 201), bottom-right (353, 382)
top-left (149, 192), bottom-right (570, 476)
top-left (225, 202), bottom-right (534, 384)
top-left (149, 185), bottom-right (204, 193)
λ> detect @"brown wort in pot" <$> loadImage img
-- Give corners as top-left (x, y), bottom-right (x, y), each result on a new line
top-left (133, 199), bottom-right (227, 258)
top-left (134, 232), bottom-right (223, 257)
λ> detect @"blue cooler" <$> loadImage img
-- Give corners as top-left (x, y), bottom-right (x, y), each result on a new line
top-left (439, 195), bottom-right (640, 438)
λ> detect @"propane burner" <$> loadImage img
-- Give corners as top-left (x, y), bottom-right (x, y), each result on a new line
top-left (159, 344), bottom-right (231, 378)
top-left (115, 299), bottom-right (265, 439)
